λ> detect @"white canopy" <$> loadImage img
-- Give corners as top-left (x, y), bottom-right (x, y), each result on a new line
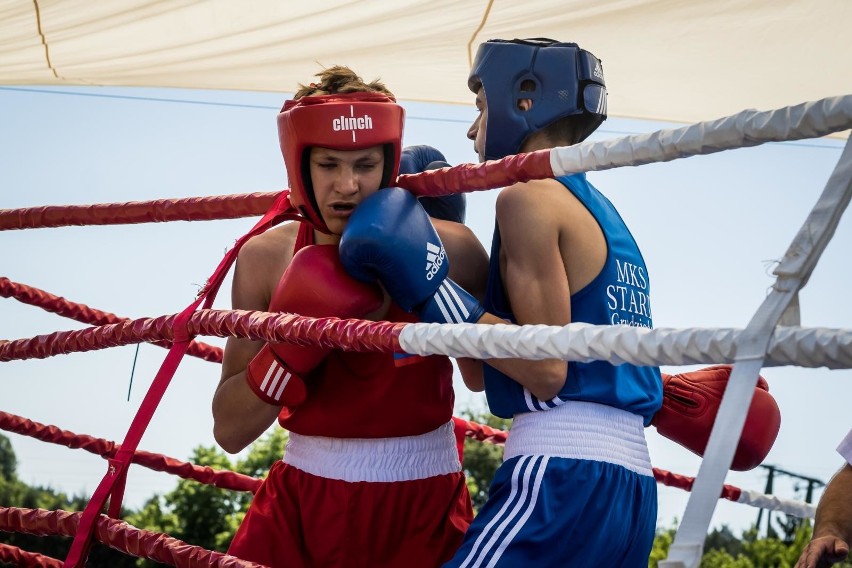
top-left (1, 0), bottom-right (850, 129)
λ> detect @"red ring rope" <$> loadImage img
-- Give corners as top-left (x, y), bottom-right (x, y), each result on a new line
top-left (1, 277), bottom-right (222, 363)
top-left (0, 192), bottom-right (278, 231)
top-left (0, 507), bottom-right (265, 567)
top-left (0, 309), bottom-right (404, 362)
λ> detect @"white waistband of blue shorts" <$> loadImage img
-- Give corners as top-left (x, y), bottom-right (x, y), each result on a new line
top-left (282, 420), bottom-right (461, 482)
top-left (504, 401), bottom-right (653, 477)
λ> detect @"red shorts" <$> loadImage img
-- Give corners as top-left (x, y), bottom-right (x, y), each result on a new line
top-left (228, 423), bottom-right (473, 567)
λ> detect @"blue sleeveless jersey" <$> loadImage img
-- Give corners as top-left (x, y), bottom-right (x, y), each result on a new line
top-left (483, 174), bottom-right (663, 424)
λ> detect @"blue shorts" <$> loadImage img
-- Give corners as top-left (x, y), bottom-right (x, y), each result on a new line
top-left (444, 455), bottom-right (657, 567)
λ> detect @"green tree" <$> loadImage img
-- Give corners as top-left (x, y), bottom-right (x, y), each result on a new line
top-left (160, 445), bottom-right (242, 553)
top-left (125, 494), bottom-right (178, 547)
top-left (648, 521), bottom-right (852, 568)
top-left (458, 409), bottom-right (511, 513)
top-left (650, 522), bottom-right (755, 568)
top-left (649, 524), bottom-right (676, 567)
top-left (233, 428), bottom-right (288, 513)
top-left (0, 435), bottom-right (16, 482)
top-left (126, 427), bottom-right (289, 564)
top-left (699, 548), bottom-right (754, 567)
top-left (705, 525), bottom-right (744, 558)
top-left (236, 428), bottom-right (288, 479)
top-left (0, 434), bottom-right (136, 567)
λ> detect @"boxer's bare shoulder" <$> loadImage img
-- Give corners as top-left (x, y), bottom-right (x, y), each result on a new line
top-left (234, 221), bottom-right (301, 311)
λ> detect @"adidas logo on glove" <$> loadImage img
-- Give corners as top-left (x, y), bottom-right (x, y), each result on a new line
top-left (425, 241), bottom-right (446, 280)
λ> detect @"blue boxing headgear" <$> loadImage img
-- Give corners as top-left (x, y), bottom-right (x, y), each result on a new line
top-left (468, 38), bottom-right (607, 160)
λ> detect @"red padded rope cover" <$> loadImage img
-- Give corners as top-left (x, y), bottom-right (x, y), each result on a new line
top-left (0, 543), bottom-right (62, 568)
top-left (0, 277), bottom-right (222, 363)
top-left (395, 149), bottom-right (553, 196)
top-left (0, 310), bottom-right (404, 362)
top-left (1, 507), bottom-right (264, 567)
top-left (0, 411), bottom-right (261, 494)
top-left (0, 192), bottom-right (278, 231)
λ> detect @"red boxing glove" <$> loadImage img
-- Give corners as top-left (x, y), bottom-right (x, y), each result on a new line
top-left (246, 244), bottom-right (383, 407)
top-left (652, 365), bottom-right (781, 471)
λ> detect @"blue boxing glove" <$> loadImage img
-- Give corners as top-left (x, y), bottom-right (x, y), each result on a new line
top-left (401, 145), bottom-right (467, 224)
top-left (339, 187), bottom-right (484, 325)
top-left (399, 144), bottom-right (448, 175)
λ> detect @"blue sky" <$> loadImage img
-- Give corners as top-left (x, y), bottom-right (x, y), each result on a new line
top-left (0, 84), bottom-right (849, 538)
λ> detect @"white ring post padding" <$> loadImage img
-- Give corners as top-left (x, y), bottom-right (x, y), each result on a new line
top-left (660, 129), bottom-right (852, 568)
top-left (736, 489), bottom-right (817, 519)
top-left (549, 95), bottom-right (852, 176)
top-left (397, 323), bottom-right (852, 369)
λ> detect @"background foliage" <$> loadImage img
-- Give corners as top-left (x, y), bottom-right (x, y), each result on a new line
top-left (2, 425), bottom-right (850, 567)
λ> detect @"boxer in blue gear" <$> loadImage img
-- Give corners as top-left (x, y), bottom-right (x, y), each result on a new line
top-left (447, 38), bottom-right (659, 568)
top-left (341, 38), bottom-right (660, 567)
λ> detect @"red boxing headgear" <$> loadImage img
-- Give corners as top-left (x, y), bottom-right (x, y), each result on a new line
top-left (277, 92), bottom-right (405, 233)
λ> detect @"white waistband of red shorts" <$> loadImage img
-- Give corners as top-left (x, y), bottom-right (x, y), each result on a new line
top-left (283, 420), bottom-right (461, 482)
top-left (504, 400), bottom-right (653, 477)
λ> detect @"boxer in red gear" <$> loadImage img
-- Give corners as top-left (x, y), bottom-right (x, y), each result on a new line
top-left (244, 244), bottom-right (383, 408)
top-left (212, 65), bottom-right (488, 568)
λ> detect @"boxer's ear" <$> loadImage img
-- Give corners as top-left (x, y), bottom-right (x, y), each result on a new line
top-left (517, 78), bottom-right (535, 112)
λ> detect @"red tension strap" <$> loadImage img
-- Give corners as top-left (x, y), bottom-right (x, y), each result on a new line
top-left (64, 191), bottom-right (300, 568)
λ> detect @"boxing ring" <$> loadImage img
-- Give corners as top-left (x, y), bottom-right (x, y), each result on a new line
top-left (1, 94), bottom-right (850, 567)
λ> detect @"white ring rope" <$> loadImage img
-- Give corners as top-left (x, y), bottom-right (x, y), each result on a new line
top-left (661, 116), bottom-right (852, 568)
top-left (735, 490), bottom-right (816, 519)
top-left (549, 95), bottom-right (851, 175)
top-left (409, 96), bottom-right (850, 568)
top-left (398, 323), bottom-right (852, 369)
